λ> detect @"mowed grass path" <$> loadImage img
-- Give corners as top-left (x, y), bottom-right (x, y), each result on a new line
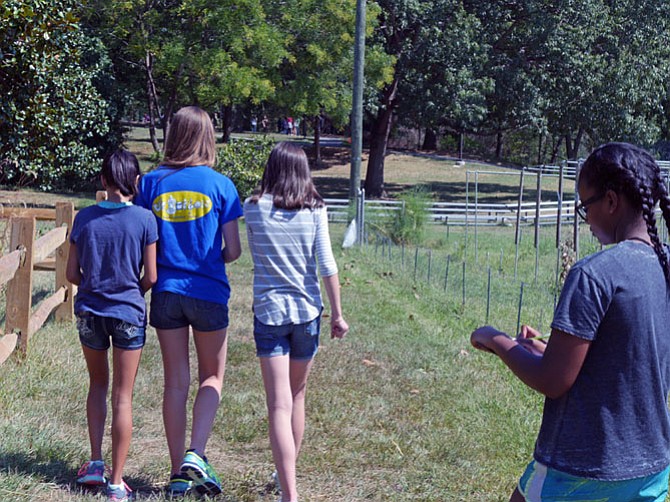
top-left (0, 231), bottom-right (543, 502)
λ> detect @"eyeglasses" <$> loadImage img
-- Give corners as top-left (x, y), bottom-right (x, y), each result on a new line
top-left (576, 193), bottom-right (605, 221)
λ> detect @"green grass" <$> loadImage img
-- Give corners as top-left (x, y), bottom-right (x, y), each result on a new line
top-left (0, 145), bottom-right (619, 501)
top-left (0, 215), bottom-right (605, 501)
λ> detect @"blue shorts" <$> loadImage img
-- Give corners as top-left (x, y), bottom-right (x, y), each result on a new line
top-left (150, 291), bottom-right (229, 332)
top-left (76, 312), bottom-right (145, 351)
top-left (253, 316), bottom-right (320, 360)
top-left (518, 460), bottom-right (670, 502)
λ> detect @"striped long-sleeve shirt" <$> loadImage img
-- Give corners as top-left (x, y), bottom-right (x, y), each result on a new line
top-left (243, 194), bottom-right (338, 326)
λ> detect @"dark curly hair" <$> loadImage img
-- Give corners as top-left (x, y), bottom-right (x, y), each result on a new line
top-left (579, 142), bottom-right (670, 282)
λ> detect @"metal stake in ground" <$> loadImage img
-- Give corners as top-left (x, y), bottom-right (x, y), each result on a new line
top-left (486, 266), bottom-right (492, 324)
top-left (462, 261), bottom-right (467, 306)
top-left (516, 282), bottom-right (525, 336)
top-left (444, 255), bottom-right (451, 293)
top-left (514, 168), bottom-right (525, 281)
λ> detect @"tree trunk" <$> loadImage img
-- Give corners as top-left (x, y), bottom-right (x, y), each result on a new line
top-left (313, 114), bottom-right (322, 167)
top-left (495, 131), bottom-right (503, 159)
top-left (220, 104), bottom-right (233, 143)
top-left (365, 76), bottom-right (399, 198)
top-left (145, 52), bottom-right (161, 154)
top-left (162, 63), bottom-right (184, 141)
top-left (573, 127), bottom-right (584, 158)
top-left (565, 133), bottom-right (575, 160)
top-left (550, 136), bottom-right (562, 164)
top-left (422, 128), bottom-right (437, 150)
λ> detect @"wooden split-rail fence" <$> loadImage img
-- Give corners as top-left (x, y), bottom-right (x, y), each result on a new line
top-left (0, 202), bottom-right (75, 365)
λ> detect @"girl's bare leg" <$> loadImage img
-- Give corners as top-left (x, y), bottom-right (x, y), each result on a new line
top-left (157, 327), bottom-right (190, 475)
top-left (190, 328), bottom-right (228, 454)
top-left (110, 347), bottom-right (142, 485)
top-left (81, 345), bottom-right (109, 461)
top-left (510, 487), bottom-right (525, 502)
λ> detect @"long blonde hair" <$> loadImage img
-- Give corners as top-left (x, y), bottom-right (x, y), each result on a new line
top-left (162, 106), bottom-right (216, 168)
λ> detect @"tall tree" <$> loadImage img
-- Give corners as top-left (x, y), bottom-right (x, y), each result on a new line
top-left (267, 0), bottom-right (382, 166)
top-left (364, 0), bottom-right (485, 197)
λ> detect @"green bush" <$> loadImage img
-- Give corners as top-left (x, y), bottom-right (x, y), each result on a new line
top-left (0, 0), bottom-right (111, 191)
top-left (385, 188), bottom-right (432, 245)
top-left (214, 136), bottom-right (274, 200)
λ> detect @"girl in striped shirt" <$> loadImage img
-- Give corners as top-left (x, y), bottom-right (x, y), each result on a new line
top-left (244, 142), bottom-right (349, 502)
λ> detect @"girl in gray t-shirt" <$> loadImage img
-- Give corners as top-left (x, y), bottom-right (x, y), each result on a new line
top-left (471, 142), bottom-right (670, 501)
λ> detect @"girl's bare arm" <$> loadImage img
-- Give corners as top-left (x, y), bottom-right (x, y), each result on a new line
top-left (471, 326), bottom-right (590, 399)
top-left (66, 243), bottom-right (82, 286)
top-left (140, 242), bottom-right (157, 293)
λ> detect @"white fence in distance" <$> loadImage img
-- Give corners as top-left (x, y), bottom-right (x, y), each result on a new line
top-left (325, 198), bottom-right (578, 227)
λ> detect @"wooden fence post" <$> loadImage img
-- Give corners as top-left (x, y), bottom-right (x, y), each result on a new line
top-left (5, 217), bottom-right (36, 356)
top-left (55, 202), bottom-right (74, 322)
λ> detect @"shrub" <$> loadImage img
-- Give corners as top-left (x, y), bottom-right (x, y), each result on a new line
top-left (385, 188), bottom-right (432, 245)
top-left (214, 136), bottom-right (274, 200)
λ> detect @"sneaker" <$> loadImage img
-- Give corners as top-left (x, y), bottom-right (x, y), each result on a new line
top-left (180, 450), bottom-right (222, 497)
top-left (272, 470), bottom-right (282, 493)
top-left (106, 480), bottom-right (133, 501)
top-left (76, 460), bottom-right (108, 486)
top-left (166, 474), bottom-right (192, 498)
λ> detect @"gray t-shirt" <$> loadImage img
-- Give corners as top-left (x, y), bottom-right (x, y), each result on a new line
top-left (71, 204), bottom-right (158, 326)
top-left (535, 241), bottom-right (670, 480)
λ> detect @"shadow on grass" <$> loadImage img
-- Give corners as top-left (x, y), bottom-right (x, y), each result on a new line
top-left (313, 176), bottom-right (560, 203)
top-left (0, 451), bottom-right (163, 497)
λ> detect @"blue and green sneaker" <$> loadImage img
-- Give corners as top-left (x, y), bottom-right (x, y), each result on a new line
top-left (180, 450), bottom-right (222, 497)
top-left (166, 474), bottom-right (192, 498)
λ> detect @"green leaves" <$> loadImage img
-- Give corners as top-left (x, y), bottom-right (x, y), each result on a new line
top-left (1, 0), bottom-right (110, 190)
top-left (214, 136), bottom-right (274, 200)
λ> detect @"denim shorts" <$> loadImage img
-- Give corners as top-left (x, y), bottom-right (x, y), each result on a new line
top-left (253, 316), bottom-right (320, 360)
top-left (518, 460), bottom-right (670, 502)
top-left (76, 312), bottom-right (145, 351)
top-left (150, 291), bottom-right (229, 331)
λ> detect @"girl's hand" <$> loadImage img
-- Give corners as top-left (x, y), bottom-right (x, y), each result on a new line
top-left (470, 326), bottom-right (509, 354)
top-left (331, 316), bottom-right (349, 339)
top-left (516, 324), bottom-right (547, 356)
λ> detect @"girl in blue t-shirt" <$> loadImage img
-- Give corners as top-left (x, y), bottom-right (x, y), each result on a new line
top-left (67, 149), bottom-right (158, 502)
top-left (471, 143), bottom-right (670, 501)
top-left (136, 106), bottom-right (242, 498)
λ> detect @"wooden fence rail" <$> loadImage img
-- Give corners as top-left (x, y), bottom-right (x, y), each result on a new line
top-left (0, 202), bottom-right (74, 365)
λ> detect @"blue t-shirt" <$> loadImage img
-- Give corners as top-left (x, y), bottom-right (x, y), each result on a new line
top-left (535, 241), bottom-right (670, 480)
top-left (136, 165), bottom-right (243, 305)
top-left (70, 203), bottom-right (158, 326)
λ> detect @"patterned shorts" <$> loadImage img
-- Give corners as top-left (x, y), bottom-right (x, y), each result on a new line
top-left (76, 312), bottom-right (145, 351)
top-left (518, 460), bottom-right (670, 502)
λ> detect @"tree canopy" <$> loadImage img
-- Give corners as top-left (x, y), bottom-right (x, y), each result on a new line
top-left (3, 0), bottom-right (670, 192)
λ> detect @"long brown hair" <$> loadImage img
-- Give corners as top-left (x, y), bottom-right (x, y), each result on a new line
top-left (162, 106), bottom-right (216, 168)
top-left (252, 142), bottom-right (324, 210)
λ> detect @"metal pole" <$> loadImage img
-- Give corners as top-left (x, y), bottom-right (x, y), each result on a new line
top-left (349, 0), bottom-right (366, 202)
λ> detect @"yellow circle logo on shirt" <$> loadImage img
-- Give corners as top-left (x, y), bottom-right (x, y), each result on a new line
top-left (152, 191), bottom-right (213, 222)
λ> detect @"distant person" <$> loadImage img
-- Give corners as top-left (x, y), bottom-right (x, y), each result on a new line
top-left (261, 115), bottom-right (269, 132)
top-left (251, 116), bottom-right (258, 133)
top-left (244, 142), bottom-right (349, 502)
top-left (286, 116), bottom-right (293, 135)
top-left (471, 142), bottom-right (670, 502)
top-left (68, 149), bottom-right (158, 502)
top-left (136, 106), bottom-right (243, 498)
top-left (293, 117), bottom-right (300, 137)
